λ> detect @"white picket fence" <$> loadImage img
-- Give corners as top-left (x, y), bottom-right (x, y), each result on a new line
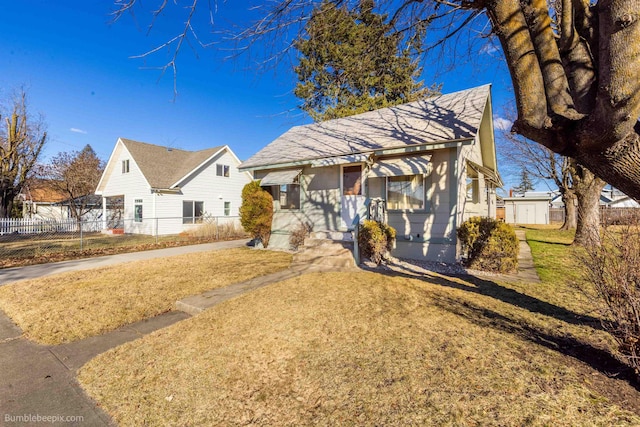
top-left (0, 218), bottom-right (102, 235)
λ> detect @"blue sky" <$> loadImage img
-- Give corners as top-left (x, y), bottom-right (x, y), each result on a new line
top-left (1, 1), bottom-right (522, 190)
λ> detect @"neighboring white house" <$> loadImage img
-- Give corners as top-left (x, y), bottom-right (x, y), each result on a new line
top-left (503, 194), bottom-right (552, 225)
top-left (95, 138), bottom-right (252, 235)
top-left (239, 85), bottom-right (503, 263)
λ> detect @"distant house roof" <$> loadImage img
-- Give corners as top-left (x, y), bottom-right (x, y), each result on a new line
top-left (20, 179), bottom-right (68, 203)
top-left (119, 139), bottom-right (225, 189)
top-left (240, 85), bottom-right (492, 171)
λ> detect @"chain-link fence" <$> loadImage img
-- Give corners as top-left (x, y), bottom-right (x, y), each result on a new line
top-left (0, 216), bottom-right (247, 268)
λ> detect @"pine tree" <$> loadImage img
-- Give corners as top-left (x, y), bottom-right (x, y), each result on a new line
top-left (294, 0), bottom-right (437, 122)
top-left (513, 169), bottom-right (535, 196)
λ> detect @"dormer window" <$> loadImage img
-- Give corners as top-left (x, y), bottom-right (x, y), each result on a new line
top-left (122, 159), bottom-right (130, 174)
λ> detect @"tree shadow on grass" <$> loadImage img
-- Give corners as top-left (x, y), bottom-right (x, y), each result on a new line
top-left (386, 262), bottom-right (602, 329)
top-left (430, 292), bottom-right (640, 411)
top-left (373, 265), bottom-right (640, 397)
top-left (526, 238), bottom-right (573, 247)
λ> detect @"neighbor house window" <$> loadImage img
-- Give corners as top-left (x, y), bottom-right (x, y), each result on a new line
top-left (183, 200), bottom-right (204, 224)
top-left (216, 164), bottom-right (230, 177)
top-left (134, 199), bottom-right (143, 222)
top-left (224, 201), bottom-right (231, 216)
top-left (387, 175), bottom-right (424, 210)
top-left (122, 159), bottom-right (130, 174)
top-left (277, 184), bottom-right (300, 210)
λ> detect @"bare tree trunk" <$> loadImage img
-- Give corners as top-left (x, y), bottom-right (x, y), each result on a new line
top-left (560, 190), bottom-right (577, 230)
top-left (574, 171), bottom-right (606, 247)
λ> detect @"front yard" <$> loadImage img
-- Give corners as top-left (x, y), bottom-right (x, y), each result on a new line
top-left (0, 248), bottom-right (292, 344)
top-left (2, 227), bottom-right (639, 425)
top-left (78, 269), bottom-right (639, 425)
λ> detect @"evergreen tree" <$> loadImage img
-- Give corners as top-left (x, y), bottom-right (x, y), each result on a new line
top-left (513, 169), bottom-right (535, 195)
top-left (293, 0), bottom-right (437, 122)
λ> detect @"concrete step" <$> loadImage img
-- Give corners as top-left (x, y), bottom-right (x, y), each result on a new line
top-left (311, 230), bottom-right (353, 241)
top-left (294, 248), bottom-right (353, 262)
top-left (302, 238), bottom-right (353, 250)
top-left (292, 253), bottom-right (355, 269)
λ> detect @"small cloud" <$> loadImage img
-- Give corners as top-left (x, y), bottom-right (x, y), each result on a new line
top-left (480, 43), bottom-right (500, 55)
top-left (70, 128), bottom-right (88, 134)
top-left (493, 117), bottom-right (512, 132)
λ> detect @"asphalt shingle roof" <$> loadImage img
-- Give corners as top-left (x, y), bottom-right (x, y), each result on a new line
top-left (240, 85), bottom-right (491, 170)
top-left (120, 139), bottom-right (224, 189)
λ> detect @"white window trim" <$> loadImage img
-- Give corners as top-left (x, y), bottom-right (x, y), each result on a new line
top-left (385, 174), bottom-right (426, 212)
top-left (340, 163), bottom-right (365, 197)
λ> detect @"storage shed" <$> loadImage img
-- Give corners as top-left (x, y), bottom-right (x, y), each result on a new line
top-left (503, 195), bottom-right (552, 225)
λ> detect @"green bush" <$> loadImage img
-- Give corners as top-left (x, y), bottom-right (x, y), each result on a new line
top-left (358, 220), bottom-right (396, 264)
top-left (239, 181), bottom-right (274, 247)
top-left (457, 217), bottom-right (518, 273)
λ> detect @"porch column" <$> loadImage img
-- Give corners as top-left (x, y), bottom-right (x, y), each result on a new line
top-left (102, 197), bottom-right (107, 230)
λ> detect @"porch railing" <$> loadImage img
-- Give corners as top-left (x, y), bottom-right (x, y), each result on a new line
top-left (367, 198), bottom-right (387, 223)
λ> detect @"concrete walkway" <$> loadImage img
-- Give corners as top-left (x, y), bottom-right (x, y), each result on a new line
top-left (0, 239), bottom-right (247, 286)
top-left (514, 229), bottom-right (541, 283)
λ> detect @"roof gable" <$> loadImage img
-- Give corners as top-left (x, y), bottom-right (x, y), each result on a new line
top-left (119, 139), bottom-right (226, 189)
top-left (240, 85), bottom-right (491, 170)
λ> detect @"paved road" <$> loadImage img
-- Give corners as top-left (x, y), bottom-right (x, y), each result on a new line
top-left (0, 239), bottom-right (248, 285)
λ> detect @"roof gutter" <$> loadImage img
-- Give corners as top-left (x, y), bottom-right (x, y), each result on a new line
top-left (239, 138), bottom-right (475, 173)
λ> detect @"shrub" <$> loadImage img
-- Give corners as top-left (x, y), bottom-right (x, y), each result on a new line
top-left (358, 220), bottom-right (396, 264)
top-left (578, 223), bottom-right (640, 377)
top-left (457, 217), bottom-right (518, 273)
top-left (289, 221), bottom-right (313, 250)
top-left (239, 181), bottom-right (273, 247)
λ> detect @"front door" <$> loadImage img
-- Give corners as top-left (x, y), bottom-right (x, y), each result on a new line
top-left (341, 164), bottom-right (366, 230)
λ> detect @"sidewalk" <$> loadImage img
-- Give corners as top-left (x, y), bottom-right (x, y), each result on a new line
top-left (0, 239), bottom-right (247, 286)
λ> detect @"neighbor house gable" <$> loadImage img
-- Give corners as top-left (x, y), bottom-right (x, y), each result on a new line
top-left (95, 138), bottom-right (152, 195)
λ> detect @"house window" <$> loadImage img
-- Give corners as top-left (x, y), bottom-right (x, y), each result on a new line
top-left (277, 184), bottom-right (300, 210)
top-left (134, 199), bottom-right (143, 222)
top-left (387, 175), bottom-right (424, 210)
top-left (466, 177), bottom-right (480, 202)
top-left (216, 164), bottom-right (230, 177)
top-left (224, 201), bottom-right (231, 216)
top-left (183, 200), bottom-right (204, 224)
top-left (122, 159), bottom-right (130, 174)
top-left (343, 165), bottom-right (362, 196)
top-left (466, 165), bottom-right (480, 203)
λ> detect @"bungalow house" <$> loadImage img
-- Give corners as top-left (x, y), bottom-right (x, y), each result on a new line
top-left (95, 138), bottom-right (252, 235)
top-left (239, 85), bottom-right (502, 262)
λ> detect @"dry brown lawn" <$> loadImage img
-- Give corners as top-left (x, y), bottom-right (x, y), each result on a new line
top-left (79, 270), bottom-right (640, 426)
top-left (0, 248), bottom-right (291, 344)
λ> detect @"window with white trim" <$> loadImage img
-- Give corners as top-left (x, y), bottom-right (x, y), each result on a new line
top-left (342, 165), bottom-right (362, 196)
top-left (122, 159), bottom-right (130, 174)
top-left (273, 184), bottom-right (300, 210)
top-left (134, 199), bottom-right (143, 222)
top-left (183, 200), bottom-right (204, 224)
top-left (466, 166), bottom-right (479, 203)
top-left (387, 175), bottom-right (424, 210)
top-left (216, 164), bottom-right (230, 177)
top-left (224, 201), bottom-right (231, 216)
